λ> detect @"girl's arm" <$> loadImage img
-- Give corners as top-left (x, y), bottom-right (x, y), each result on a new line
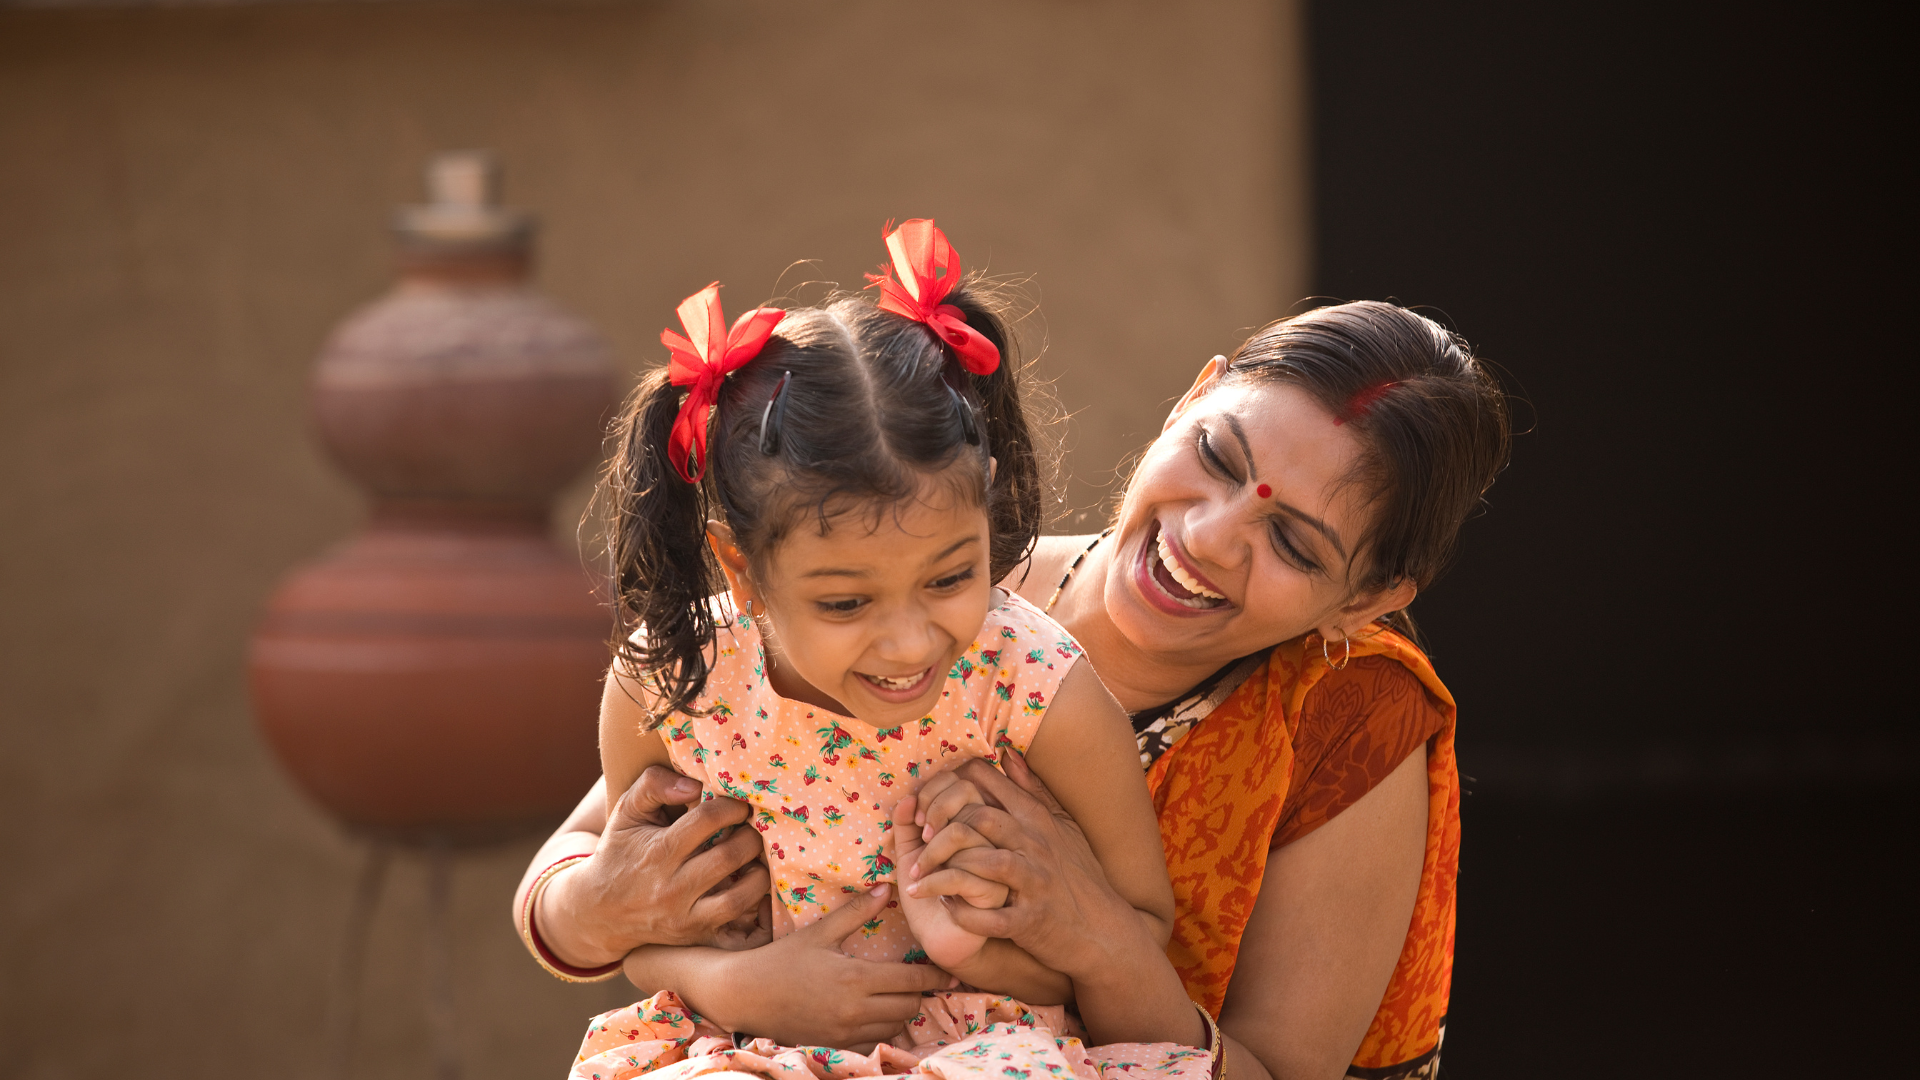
top-left (907, 660), bottom-right (1176, 1000)
top-left (600, 672), bottom-right (679, 820)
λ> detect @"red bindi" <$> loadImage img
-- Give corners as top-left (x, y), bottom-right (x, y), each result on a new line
top-left (1256, 483), bottom-right (1272, 499)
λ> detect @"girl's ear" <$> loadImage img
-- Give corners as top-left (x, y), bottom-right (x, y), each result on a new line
top-left (705, 521), bottom-right (756, 607)
top-left (1319, 579), bottom-right (1418, 644)
top-left (1162, 355), bottom-right (1229, 432)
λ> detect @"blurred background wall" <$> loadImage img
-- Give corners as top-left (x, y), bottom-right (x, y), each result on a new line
top-left (0, 1), bottom-right (1305, 1077)
top-left (3, 0), bottom-right (1909, 1078)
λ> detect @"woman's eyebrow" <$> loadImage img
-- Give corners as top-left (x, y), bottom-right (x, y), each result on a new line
top-left (1272, 502), bottom-right (1347, 558)
top-left (1223, 413), bottom-right (1259, 480)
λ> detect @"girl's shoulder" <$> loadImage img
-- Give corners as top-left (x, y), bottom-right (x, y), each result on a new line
top-left (982, 587), bottom-right (1087, 660)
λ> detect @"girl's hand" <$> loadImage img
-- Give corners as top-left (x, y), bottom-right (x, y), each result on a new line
top-left (907, 771), bottom-right (1011, 908)
top-left (889, 795), bottom-right (997, 972)
top-left (913, 752), bottom-right (1153, 983)
top-left (642, 885), bottom-right (956, 1051)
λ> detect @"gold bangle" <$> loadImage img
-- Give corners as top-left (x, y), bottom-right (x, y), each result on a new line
top-left (1193, 1000), bottom-right (1224, 1080)
top-left (519, 853), bottom-right (622, 983)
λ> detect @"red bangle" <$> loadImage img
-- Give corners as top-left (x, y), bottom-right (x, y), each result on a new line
top-left (518, 854), bottom-right (622, 983)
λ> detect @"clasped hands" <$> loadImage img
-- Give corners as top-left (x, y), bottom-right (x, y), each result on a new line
top-left (562, 752), bottom-right (1126, 1048)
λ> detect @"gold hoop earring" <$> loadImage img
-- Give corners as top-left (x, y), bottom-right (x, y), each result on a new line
top-left (1322, 631), bottom-right (1351, 671)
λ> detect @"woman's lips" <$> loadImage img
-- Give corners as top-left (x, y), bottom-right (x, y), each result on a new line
top-left (855, 666), bottom-right (936, 702)
top-left (1134, 522), bottom-right (1231, 615)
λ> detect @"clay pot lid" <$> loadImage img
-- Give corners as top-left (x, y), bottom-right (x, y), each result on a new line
top-left (392, 151), bottom-right (533, 257)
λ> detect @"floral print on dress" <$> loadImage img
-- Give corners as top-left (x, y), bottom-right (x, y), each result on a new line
top-left (661, 591), bottom-right (1083, 960)
top-left (572, 992), bottom-right (1211, 1080)
top-left (571, 596), bottom-right (1208, 1080)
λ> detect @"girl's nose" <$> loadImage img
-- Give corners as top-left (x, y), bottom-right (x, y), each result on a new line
top-left (871, 606), bottom-right (942, 663)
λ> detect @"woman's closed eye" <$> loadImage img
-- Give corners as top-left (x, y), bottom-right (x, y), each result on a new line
top-left (1269, 522), bottom-right (1322, 575)
top-left (1196, 427), bottom-right (1239, 481)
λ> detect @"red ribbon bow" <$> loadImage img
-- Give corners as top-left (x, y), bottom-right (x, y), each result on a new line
top-left (865, 219), bottom-right (1000, 375)
top-left (661, 283), bottom-right (786, 482)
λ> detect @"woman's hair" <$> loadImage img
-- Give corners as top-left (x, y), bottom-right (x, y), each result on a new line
top-left (601, 281), bottom-right (1046, 725)
top-left (1220, 301), bottom-right (1511, 641)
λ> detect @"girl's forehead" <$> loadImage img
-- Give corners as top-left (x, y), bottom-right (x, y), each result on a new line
top-left (772, 494), bottom-right (990, 581)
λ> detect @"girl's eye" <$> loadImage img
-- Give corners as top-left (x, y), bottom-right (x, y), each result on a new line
top-left (1269, 523), bottom-right (1322, 575)
top-left (930, 568), bottom-right (977, 592)
top-left (816, 598), bottom-right (866, 615)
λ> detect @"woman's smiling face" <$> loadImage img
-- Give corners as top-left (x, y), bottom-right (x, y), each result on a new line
top-left (1103, 370), bottom-right (1388, 664)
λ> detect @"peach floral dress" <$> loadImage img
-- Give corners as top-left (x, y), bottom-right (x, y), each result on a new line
top-left (571, 593), bottom-right (1212, 1080)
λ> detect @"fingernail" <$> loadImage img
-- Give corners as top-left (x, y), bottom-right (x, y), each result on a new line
top-left (870, 884), bottom-right (890, 898)
top-left (674, 778), bottom-right (699, 793)
top-left (905, 882), bottom-right (921, 897)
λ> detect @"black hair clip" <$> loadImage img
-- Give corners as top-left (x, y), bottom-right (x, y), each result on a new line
top-left (944, 381), bottom-right (981, 446)
top-left (758, 370), bottom-right (794, 455)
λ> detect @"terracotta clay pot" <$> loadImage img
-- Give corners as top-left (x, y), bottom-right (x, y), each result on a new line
top-left (250, 154), bottom-right (617, 840)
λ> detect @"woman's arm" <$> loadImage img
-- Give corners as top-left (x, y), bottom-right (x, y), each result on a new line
top-left (1216, 743), bottom-right (1427, 1080)
top-left (924, 727), bottom-right (1429, 1076)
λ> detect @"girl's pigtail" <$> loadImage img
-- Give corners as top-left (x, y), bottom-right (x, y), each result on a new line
top-left (604, 367), bottom-right (722, 727)
top-left (945, 284), bottom-right (1048, 583)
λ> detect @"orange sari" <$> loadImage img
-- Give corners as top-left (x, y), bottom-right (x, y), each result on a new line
top-left (1145, 627), bottom-right (1457, 1079)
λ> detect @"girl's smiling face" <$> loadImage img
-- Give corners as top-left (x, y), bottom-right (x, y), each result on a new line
top-left (710, 474), bottom-right (994, 730)
top-left (1104, 365), bottom-right (1411, 666)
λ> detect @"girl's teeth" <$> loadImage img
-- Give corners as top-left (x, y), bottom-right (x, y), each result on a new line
top-left (1156, 530), bottom-right (1226, 601)
top-left (869, 671), bottom-right (922, 690)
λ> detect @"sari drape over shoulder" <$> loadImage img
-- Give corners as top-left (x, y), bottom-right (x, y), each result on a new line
top-left (1145, 627), bottom-right (1457, 1080)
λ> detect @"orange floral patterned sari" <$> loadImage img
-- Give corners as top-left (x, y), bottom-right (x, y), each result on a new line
top-left (1145, 626), bottom-right (1457, 1080)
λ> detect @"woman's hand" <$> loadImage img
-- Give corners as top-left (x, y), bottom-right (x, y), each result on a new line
top-left (628, 885), bottom-right (956, 1052)
top-left (538, 766), bottom-right (771, 967)
top-left (908, 752), bottom-right (1146, 977)
top-left (913, 751), bottom-right (1204, 1048)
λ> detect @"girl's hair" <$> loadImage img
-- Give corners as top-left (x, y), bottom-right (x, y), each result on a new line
top-left (1219, 301), bottom-right (1511, 642)
top-left (602, 280), bottom-right (1045, 725)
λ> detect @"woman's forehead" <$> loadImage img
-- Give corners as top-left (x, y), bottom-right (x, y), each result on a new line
top-left (1189, 381), bottom-right (1375, 526)
top-left (1201, 382), bottom-right (1361, 469)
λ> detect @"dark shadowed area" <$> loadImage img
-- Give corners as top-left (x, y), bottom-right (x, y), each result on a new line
top-left (1311, 1), bottom-right (1913, 1073)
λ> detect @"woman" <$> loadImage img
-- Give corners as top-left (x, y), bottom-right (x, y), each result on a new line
top-left (516, 301), bottom-right (1510, 1080)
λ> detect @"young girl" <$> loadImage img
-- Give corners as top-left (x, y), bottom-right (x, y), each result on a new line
top-left (562, 223), bottom-right (1214, 1080)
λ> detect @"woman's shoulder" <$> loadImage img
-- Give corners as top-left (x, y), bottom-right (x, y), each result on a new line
top-left (998, 533), bottom-right (1103, 607)
top-left (1270, 655), bottom-right (1450, 848)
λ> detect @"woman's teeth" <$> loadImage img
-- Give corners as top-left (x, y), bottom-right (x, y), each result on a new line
top-left (1156, 530), bottom-right (1226, 604)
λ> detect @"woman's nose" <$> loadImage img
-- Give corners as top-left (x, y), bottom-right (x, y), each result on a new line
top-left (1182, 498), bottom-right (1246, 572)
